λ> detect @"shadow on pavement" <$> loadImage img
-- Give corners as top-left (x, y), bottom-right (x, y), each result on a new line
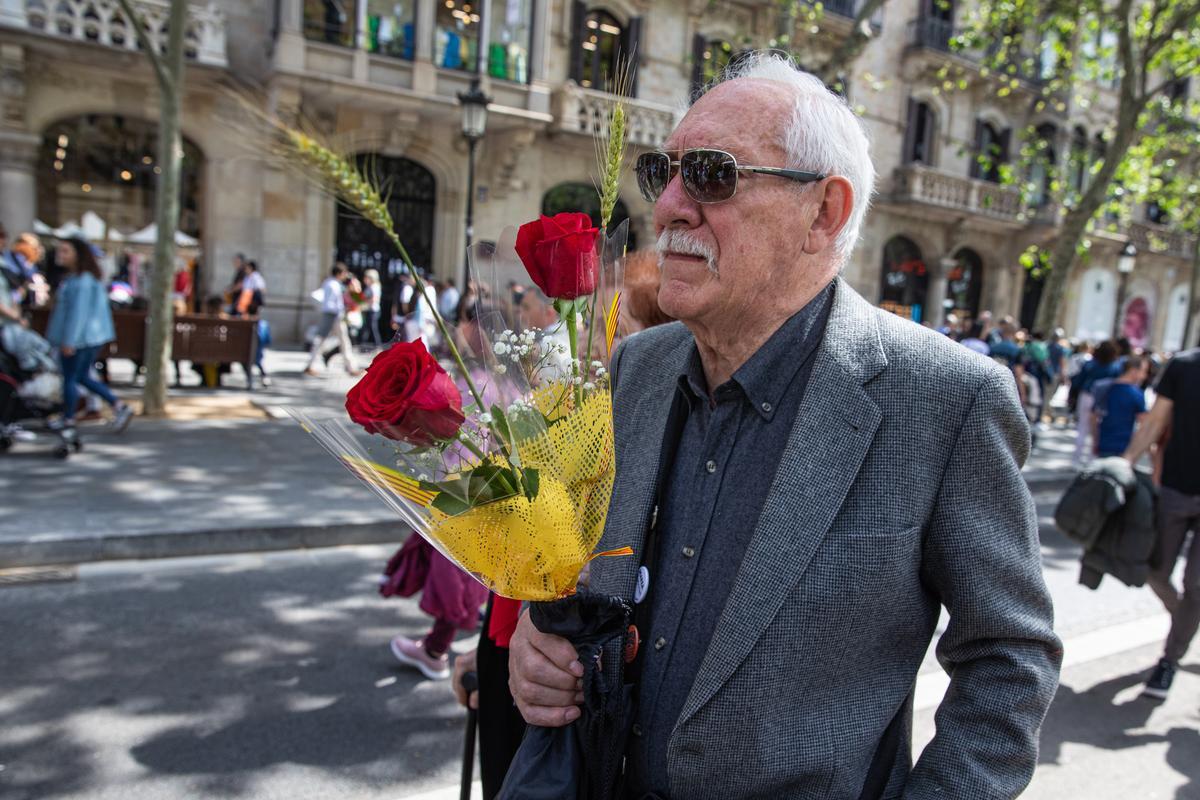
top-left (1038, 669), bottom-right (1199, 797)
top-left (0, 550), bottom-right (467, 799)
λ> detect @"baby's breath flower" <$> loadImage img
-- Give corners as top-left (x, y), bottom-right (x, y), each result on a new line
top-left (495, 364), bottom-right (507, 374)
top-left (479, 412), bottom-right (494, 425)
top-left (583, 382), bottom-right (595, 391)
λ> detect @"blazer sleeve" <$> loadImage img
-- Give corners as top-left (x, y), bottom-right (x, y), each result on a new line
top-left (905, 367), bottom-right (1062, 799)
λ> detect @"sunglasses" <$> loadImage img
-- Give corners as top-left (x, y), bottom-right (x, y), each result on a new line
top-left (635, 148), bottom-right (826, 204)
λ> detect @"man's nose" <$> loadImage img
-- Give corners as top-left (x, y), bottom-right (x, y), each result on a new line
top-left (653, 168), bottom-right (702, 231)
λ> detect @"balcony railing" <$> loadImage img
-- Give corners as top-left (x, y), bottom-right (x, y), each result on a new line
top-left (908, 16), bottom-right (954, 53)
top-left (1128, 221), bottom-right (1196, 261)
top-left (554, 83), bottom-right (679, 150)
top-left (18, 0), bottom-right (227, 67)
top-left (892, 164), bottom-right (1024, 221)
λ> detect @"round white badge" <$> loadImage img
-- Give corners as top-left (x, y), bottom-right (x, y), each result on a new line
top-left (634, 566), bottom-right (650, 604)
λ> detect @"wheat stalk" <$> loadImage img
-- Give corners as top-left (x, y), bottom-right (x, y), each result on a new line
top-left (595, 56), bottom-right (633, 230)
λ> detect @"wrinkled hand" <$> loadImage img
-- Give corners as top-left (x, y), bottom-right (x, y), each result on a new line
top-left (452, 648), bottom-right (479, 710)
top-left (508, 609), bottom-right (584, 727)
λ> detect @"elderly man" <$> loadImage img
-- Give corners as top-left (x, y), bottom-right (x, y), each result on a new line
top-left (508, 53), bottom-right (1061, 799)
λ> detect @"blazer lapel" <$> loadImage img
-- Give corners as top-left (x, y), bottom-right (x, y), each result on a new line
top-left (591, 327), bottom-right (694, 597)
top-left (677, 280), bottom-right (888, 725)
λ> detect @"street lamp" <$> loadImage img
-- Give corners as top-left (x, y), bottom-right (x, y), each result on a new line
top-left (1112, 241), bottom-right (1137, 338)
top-left (458, 80), bottom-right (491, 288)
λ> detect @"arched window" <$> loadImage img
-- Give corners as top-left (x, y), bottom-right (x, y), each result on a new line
top-left (1028, 123), bottom-right (1058, 208)
top-left (880, 236), bottom-right (928, 322)
top-left (971, 120), bottom-right (1009, 182)
top-left (336, 155), bottom-right (436, 337)
top-left (691, 36), bottom-right (734, 95)
top-left (904, 100), bottom-right (938, 165)
top-left (571, 8), bottom-right (627, 92)
top-left (948, 248), bottom-right (984, 318)
top-left (542, 182), bottom-right (635, 250)
top-left (38, 115), bottom-right (204, 238)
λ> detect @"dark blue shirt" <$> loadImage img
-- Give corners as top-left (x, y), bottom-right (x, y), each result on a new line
top-left (1096, 382), bottom-right (1146, 457)
top-left (625, 281), bottom-right (835, 796)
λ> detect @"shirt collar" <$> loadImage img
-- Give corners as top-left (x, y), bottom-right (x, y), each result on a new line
top-left (675, 280), bottom-right (836, 420)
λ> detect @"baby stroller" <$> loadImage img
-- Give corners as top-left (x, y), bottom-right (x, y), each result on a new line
top-left (0, 324), bottom-right (78, 459)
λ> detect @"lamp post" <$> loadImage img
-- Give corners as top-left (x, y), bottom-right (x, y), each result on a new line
top-left (1112, 241), bottom-right (1137, 338)
top-left (458, 80), bottom-right (491, 289)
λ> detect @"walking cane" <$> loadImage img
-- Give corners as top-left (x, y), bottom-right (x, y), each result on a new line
top-left (460, 671), bottom-right (479, 800)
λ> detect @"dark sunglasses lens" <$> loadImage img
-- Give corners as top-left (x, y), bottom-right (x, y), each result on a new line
top-left (636, 153), bottom-right (671, 201)
top-left (681, 150), bottom-right (737, 202)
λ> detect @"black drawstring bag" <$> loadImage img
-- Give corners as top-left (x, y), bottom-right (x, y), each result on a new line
top-left (497, 591), bottom-right (633, 800)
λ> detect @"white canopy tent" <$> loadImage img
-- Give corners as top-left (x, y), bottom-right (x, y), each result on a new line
top-left (124, 223), bottom-right (198, 248)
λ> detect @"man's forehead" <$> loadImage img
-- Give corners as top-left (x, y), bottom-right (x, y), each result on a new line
top-left (665, 81), bottom-right (790, 156)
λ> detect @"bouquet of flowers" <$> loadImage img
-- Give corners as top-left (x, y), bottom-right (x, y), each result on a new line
top-left (287, 125), bottom-right (631, 602)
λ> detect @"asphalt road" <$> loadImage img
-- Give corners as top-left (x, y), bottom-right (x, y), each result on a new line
top-left (1, 490), bottom-right (1197, 800)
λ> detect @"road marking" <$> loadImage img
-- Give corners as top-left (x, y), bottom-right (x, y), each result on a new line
top-left (400, 612), bottom-right (1174, 800)
top-left (914, 612), bottom-right (1171, 711)
top-left (398, 782), bottom-right (481, 800)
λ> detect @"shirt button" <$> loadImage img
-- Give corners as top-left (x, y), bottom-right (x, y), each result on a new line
top-left (654, 636), bottom-right (667, 651)
top-left (705, 460), bottom-right (717, 473)
top-left (761, 401), bottom-right (772, 413)
top-left (682, 546), bottom-right (695, 558)
top-left (632, 723), bottom-right (644, 737)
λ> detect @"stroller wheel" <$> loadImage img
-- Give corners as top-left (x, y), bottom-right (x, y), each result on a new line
top-left (0, 436), bottom-right (11, 452)
top-left (72, 438), bottom-right (83, 452)
top-left (54, 445), bottom-right (70, 459)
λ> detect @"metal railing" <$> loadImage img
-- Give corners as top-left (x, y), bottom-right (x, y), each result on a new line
top-left (20, 0), bottom-right (226, 67)
top-left (907, 16), bottom-right (955, 53)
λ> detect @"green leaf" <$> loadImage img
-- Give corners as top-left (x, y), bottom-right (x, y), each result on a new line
top-left (522, 467), bottom-right (540, 502)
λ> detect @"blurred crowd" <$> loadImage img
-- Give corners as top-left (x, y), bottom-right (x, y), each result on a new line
top-left (935, 310), bottom-right (1175, 471)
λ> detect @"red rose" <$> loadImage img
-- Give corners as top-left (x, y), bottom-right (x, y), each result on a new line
top-left (345, 340), bottom-right (465, 446)
top-left (515, 213), bottom-right (601, 300)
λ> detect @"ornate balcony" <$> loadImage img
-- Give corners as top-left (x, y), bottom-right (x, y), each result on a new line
top-left (553, 83), bottom-right (680, 150)
top-left (1128, 221), bottom-right (1196, 261)
top-left (892, 164), bottom-right (1024, 222)
top-left (12, 0), bottom-right (227, 68)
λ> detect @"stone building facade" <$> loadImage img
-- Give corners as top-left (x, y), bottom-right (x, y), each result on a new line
top-left (0, 0), bottom-right (1195, 349)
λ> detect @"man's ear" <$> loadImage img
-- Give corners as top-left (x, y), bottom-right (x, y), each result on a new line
top-left (802, 177), bottom-right (854, 255)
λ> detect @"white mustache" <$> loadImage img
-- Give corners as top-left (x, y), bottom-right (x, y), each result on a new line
top-left (656, 230), bottom-right (718, 276)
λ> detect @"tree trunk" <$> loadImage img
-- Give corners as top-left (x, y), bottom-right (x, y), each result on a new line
top-left (141, 0), bottom-right (188, 416)
top-left (1184, 233), bottom-right (1200, 350)
top-left (1032, 101), bottom-right (1143, 336)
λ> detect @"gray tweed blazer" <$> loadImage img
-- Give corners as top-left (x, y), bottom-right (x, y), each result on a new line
top-left (590, 278), bottom-right (1062, 799)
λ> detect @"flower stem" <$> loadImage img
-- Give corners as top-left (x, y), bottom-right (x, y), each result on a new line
top-left (565, 304), bottom-right (582, 407)
top-left (385, 230), bottom-right (526, 497)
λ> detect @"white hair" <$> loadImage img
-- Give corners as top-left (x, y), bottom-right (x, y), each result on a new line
top-left (703, 51), bottom-right (876, 264)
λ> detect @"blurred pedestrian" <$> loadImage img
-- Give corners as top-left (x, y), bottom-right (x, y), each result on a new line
top-left (357, 268), bottom-right (383, 349)
top-left (1092, 354), bottom-right (1148, 458)
top-left (45, 238), bottom-right (133, 434)
top-left (1122, 347), bottom-right (1200, 699)
top-left (1071, 340), bottom-right (1120, 466)
top-left (235, 260), bottom-right (266, 317)
top-left (304, 263), bottom-right (360, 376)
top-left (438, 279), bottom-right (461, 323)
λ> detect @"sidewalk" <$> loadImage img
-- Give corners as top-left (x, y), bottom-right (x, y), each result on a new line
top-left (0, 350), bottom-right (1084, 568)
top-left (0, 349), bottom-right (398, 568)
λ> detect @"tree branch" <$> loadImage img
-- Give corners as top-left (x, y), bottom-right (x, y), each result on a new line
top-left (1144, 0), bottom-right (1200, 59)
top-left (116, 0), bottom-right (170, 91)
